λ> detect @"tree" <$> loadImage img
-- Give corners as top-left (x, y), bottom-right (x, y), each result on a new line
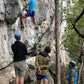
top-left (62, 0), bottom-right (84, 61)
top-left (72, 9), bottom-right (84, 84)
top-left (54, 0), bottom-right (61, 84)
top-left (62, 0), bottom-right (84, 84)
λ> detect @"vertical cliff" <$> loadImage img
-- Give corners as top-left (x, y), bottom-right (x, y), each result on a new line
top-left (0, 0), bottom-right (55, 69)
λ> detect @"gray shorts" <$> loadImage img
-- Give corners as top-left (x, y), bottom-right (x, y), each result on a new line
top-left (14, 60), bottom-right (27, 76)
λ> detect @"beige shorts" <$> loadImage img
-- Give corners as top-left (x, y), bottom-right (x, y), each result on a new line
top-left (14, 60), bottom-right (27, 76)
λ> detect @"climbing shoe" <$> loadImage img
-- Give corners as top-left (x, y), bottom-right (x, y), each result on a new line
top-left (21, 26), bottom-right (24, 29)
top-left (35, 26), bottom-right (38, 29)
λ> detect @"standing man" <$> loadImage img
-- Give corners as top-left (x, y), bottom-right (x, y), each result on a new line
top-left (11, 33), bottom-right (29, 84)
top-left (66, 60), bottom-right (78, 84)
top-left (35, 46), bottom-right (52, 84)
top-left (21, 0), bottom-right (37, 29)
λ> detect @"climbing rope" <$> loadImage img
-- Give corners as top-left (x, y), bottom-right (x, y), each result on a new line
top-left (48, 0), bottom-right (67, 73)
top-left (48, 0), bottom-right (55, 25)
top-left (59, 44), bottom-right (67, 73)
top-left (48, 0), bottom-right (53, 17)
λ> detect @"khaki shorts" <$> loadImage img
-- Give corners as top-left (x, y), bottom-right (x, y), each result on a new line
top-left (14, 60), bottom-right (27, 76)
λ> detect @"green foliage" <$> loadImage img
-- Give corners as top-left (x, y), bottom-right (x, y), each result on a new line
top-left (48, 77), bottom-right (52, 82)
top-left (62, 0), bottom-right (84, 61)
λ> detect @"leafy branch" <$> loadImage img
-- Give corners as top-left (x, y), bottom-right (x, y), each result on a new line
top-left (72, 9), bottom-right (84, 38)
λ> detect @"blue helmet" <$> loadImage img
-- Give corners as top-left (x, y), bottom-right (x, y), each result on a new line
top-left (14, 33), bottom-right (21, 40)
top-left (70, 60), bottom-right (76, 67)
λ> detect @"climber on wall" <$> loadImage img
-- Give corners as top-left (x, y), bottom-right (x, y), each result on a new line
top-left (21, 0), bottom-right (37, 29)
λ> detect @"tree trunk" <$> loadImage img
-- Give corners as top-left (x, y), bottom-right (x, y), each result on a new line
top-left (81, 42), bottom-right (84, 84)
top-left (77, 42), bottom-right (84, 84)
top-left (77, 62), bottom-right (83, 84)
top-left (54, 0), bottom-right (61, 84)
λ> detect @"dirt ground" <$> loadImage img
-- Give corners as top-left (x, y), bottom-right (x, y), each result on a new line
top-left (0, 63), bottom-right (54, 84)
top-left (0, 63), bottom-right (14, 84)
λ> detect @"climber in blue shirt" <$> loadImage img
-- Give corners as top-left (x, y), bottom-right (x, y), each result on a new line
top-left (21, 0), bottom-right (37, 29)
top-left (66, 60), bottom-right (78, 84)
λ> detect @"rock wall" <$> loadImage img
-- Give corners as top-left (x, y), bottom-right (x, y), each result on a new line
top-left (0, 0), bottom-right (55, 69)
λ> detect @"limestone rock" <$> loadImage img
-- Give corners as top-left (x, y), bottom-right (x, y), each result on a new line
top-left (5, 0), bottom-right (21, 24)
top-left (0, 0), bottom-right (5, 21)
top-left (0, 0), bottom-right (55, 70)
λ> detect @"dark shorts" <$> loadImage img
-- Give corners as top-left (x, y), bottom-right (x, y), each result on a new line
top-left (36, 74), bottom-right (48, 80)
top-left (25, 11), bottom-right (35, 17)
top-left (14, 60), bottom-right (27, 76)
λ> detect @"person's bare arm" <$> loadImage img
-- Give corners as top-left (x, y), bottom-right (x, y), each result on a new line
top-left (26, 2), bottom-right (30, 7)
top-left (35, 56), bottom-right (41, 74)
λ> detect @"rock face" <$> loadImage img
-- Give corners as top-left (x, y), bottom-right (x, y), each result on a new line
top-left (0, 0), bottom-right (71, 84)
top-left (0, 0), bottom-right (55, 69)
top-left (5, 0), bottom-right (21, 24)
top-left (0, 0), bottom-right (5, 21)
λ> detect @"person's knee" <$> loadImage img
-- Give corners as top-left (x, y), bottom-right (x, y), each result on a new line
top-left (16, 75), bottom-right (20, 78)
top-left (37, 80), bottom-right (41, 84)
top-left (21, 15), bottom-right (27, 19)
top-left (20, 76), bottom-right (25, 81)
top-left (43, 78), bottom-right (48, 84)
top-left (20, 76), bottom-right (25, 84)
top-left (21, 16), bottom-right (24, 19)
top-left (33, 17), bottom-right (36, 20)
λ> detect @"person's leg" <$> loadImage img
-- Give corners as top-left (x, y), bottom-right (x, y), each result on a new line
top-left (37, 80), bottom-right (41, 84)
top-left (14, 62), bottom-right (20, 84)
top-left (36, 75), bottom-right (42, 84)
top-left (32, 17), bottom-right (37, 28)
top-left (20, 76), bottom-right (25, 84)
top-left (15, 74), bottom-right (20, 84)
top-left (21, 15), bottom-right (27, 27)
top-left (43, 78), bottom-right (48, 84)
top-left (19, 61), bottom-right (27, 84)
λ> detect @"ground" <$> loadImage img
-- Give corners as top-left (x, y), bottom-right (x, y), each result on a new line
top-left (0, 63), bottom-right (14, 84)
top-left (0, 58), bottom-right (54, 84)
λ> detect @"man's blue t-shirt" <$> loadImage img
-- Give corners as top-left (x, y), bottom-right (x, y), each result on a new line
top-left (28, 0), bottom-right (35, 11)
